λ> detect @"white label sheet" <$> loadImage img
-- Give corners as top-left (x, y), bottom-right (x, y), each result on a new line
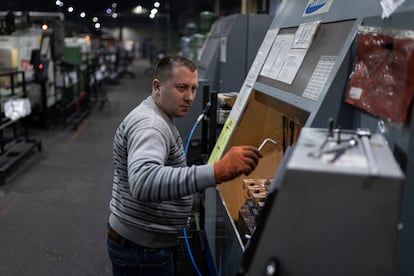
top-left (231, 29), bottom-right (280, 121)
top-left (245, 28), bottom-right (279, 86)
top-left (302, 55), bottom-right (337, 101)
top-left (220, 37), bottom-right (227, 63)
top-left (293, 20), bottom-right (321, 49)
top-left (260, 34), bottom-right (294, 80)
top-left (276, 48), bottom-right (307, 85)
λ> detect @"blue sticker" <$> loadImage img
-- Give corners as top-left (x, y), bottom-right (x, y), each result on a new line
top-left (304, 0), bottom-right (332, 16)
top-left (305, 2), bottom-right (326, 14)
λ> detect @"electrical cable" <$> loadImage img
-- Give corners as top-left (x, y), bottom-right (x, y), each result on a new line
top-left (184, 102), bottom-right (211, 156)
top-left (184, 113), bottom-right (203, 156)
top-left (183, 102), bottom-right (211, 276)
top-left (183, 227), bottom-right (202, 276)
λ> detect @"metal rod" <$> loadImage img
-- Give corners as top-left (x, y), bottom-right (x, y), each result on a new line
top-left (356, 129), bottom-right (379, 175)
top-left (360, 135), bottom-right (380, 175)
top-left (258, 138), bottom-right (277, 151)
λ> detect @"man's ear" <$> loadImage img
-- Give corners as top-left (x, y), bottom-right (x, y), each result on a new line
top-left (152, 79), bottom-right (160, 95)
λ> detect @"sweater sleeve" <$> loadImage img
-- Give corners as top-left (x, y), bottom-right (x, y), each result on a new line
top-left (126, 120), bottom-right (216, 202)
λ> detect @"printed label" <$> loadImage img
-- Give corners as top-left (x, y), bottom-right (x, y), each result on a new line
top-left (303, 0), bottom-right (334, 16)
top-left (349, 87), bottom-right (363, 100)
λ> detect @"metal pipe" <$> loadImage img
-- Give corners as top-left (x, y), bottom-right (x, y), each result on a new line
top-left (258, 138), bottom-right (277, 151)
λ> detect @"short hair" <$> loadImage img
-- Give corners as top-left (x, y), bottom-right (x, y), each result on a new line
top-left (153, 55), bottom-right (197, 82)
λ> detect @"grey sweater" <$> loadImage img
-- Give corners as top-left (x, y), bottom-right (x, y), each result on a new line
top-left (109, 96), bottom-right (216, 248)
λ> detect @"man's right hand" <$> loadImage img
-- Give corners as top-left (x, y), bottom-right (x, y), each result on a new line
top-left (214, 146), bottom-right (263, 184)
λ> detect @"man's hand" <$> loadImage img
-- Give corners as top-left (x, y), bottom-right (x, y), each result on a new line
top-left (214, 146), bottom-right (263, 184)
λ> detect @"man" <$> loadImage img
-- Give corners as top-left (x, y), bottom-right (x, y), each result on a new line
top-left (107, 55), bottom-right (262, 275)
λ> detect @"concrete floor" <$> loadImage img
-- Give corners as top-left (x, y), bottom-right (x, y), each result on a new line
top-left (0, 59), bottom-right (153, 276)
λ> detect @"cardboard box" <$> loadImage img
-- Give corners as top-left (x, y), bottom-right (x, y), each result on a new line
top-left (0, 48), bottom-right (19, 87)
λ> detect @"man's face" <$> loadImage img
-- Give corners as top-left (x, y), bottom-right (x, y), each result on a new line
top-left (153, 65), bottom-right (198, 118)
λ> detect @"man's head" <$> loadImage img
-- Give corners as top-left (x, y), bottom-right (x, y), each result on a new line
top-left (152, 55), bottom-right (198, 118)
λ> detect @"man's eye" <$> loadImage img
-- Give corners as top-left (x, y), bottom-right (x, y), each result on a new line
top-left (176, 85), bottom-right (186, 91)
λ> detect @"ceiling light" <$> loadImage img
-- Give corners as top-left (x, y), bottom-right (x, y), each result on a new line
top-left (132, 5), bottom-right (148, 15)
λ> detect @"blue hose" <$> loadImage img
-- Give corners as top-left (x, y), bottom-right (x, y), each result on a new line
top-left (184, 227), bottom-right (202, 276)
top-left (184, 113), bottom-right (203, 156)
top-left (183, 111), bottom-right (205, 276)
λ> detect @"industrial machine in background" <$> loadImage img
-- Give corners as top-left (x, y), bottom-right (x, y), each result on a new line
top-left (197, 13), bottom-right (273, 93)
top-left (0, 13), bottom-right (55, 182)
top-left (0, 12), bottom-right (66, 129)
top-left (0, 69), bottom-right (42, 184)
top-left (0, 10), bottom-right (126, 182)
top-left (176, 13), bottom-right (273, 148)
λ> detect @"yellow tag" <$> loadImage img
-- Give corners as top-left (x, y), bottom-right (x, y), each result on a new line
top-left (208, 117), bottom-right (236, 163)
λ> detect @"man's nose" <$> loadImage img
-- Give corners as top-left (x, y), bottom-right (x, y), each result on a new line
top-left (184, 90), bottom-right (195, 101)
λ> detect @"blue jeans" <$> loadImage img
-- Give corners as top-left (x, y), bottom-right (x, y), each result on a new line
top-left (107, 230), bottom-right (176, 276)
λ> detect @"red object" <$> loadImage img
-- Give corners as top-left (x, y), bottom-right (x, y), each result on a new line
top-left (345, 31), bottom-right (414, 124)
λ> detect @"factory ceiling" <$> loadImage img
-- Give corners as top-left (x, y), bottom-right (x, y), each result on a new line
top-left (1, 0), bottom-right (230, 28)
top-left (6, 0), bottom-right (175, 15)
top-left (1, 0), bottom-right (243, 37)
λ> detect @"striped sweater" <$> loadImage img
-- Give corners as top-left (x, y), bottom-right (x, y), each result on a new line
top-left (109, 95), bottom-right (216, 248)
